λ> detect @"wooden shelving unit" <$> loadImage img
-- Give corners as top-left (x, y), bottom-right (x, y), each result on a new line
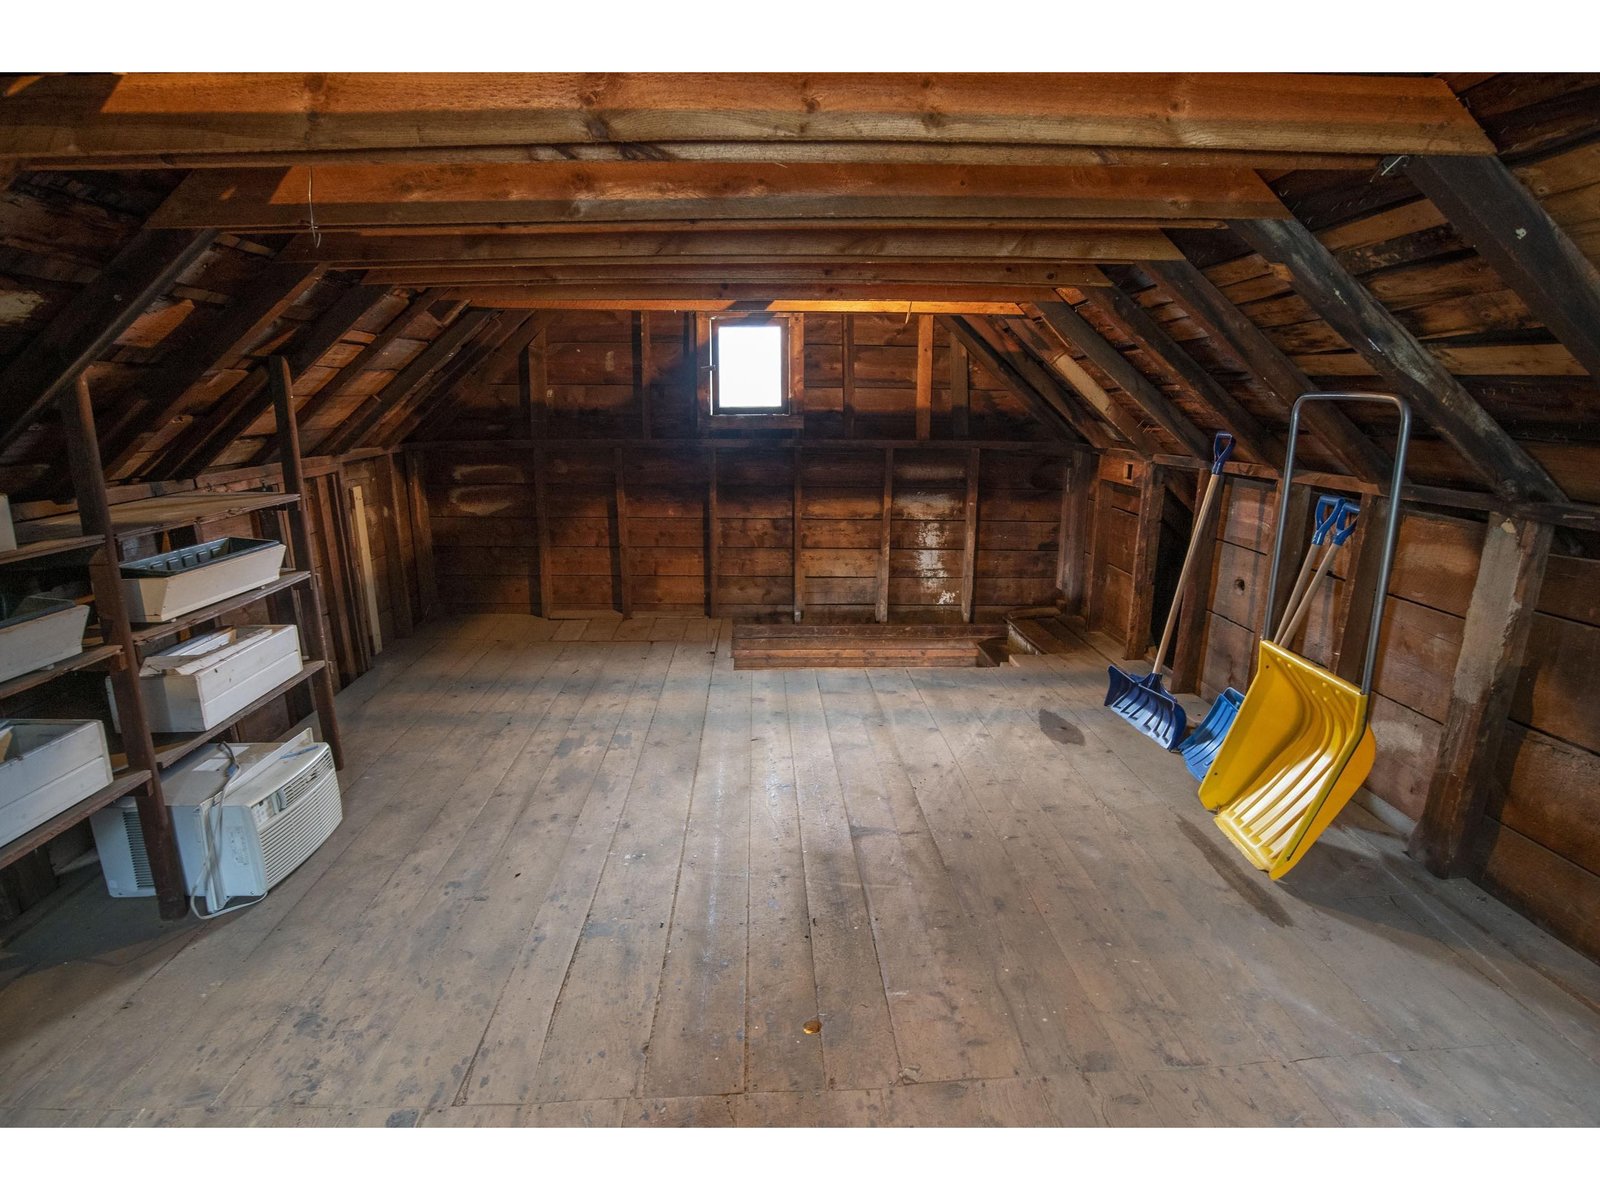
top-left (0, 364), bottom-right (344, 918)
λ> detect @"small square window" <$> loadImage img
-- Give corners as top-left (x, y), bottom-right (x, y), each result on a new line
top-left (711, 319), bottom-right (788, 413)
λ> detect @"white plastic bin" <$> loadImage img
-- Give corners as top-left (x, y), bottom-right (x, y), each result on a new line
top-left (0, 720), bottom-right (113, 847)
top-left (116, 624), bottom-right (304, 733)
top-left (120, 537), bottom-right (287, 623)
top-left (0, 596), bottom-right (92, 684)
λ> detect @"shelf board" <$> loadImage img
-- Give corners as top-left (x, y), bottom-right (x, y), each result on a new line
top-left (0, 534), bottom-right (104, 569)
top-left (148, 659), bottom-right (326, 769)
top-left (17, 490), bottom-right (300, 543)
top-left (0, 768), bottom-right (150, 872)
top-left (0, 642), bottom-right (120, 703)
top-left (128, 571), bottom-right (311, 646)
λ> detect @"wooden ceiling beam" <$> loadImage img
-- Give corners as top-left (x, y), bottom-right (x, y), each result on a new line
top-left (435, 287), bottom-right (1042, 312)
top-left (144, 283), bottom-right (391, 480)
top-left (1004, 316), bottom-right (1157, 455)
top-left (1232, 218), bottom-right (1566, 503)
top-left (0, 227), bottom-right (218, 445)
top-left (1406, 154), bottom-right (1600, 383)
top-left (100, 260), bottom-right (326, 479)
top-left (0, 73), bottom-right (1492, 164)
top-left (148, 162), bottom-right (1289, 229)
top-left (316, 308), bottom-right (496, 456)
top-left (1032, 299), bottom-right (1212, 460)
top-left (280, 227), bottom-right (1182, 267)
top-left (1141, 259), bottom-right (1389, 480)
top-left (1080, 282), bottom-right (1284, 465)
top-left (940, 317), bottom-right (1088, 447)
top-left (360, 262), bottom-right (1114, 288)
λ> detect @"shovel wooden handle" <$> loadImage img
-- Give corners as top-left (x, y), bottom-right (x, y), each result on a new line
top-left (1151, 467), bottom-right (1225, 675)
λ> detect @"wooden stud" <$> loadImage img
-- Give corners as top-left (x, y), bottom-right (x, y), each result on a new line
top-left (615, 446), bottom-right (632, 618)
top-left (1232, 218), bottom-right (1565, 503)
top-left (0, 229), bottom-right (217, 446)
top-left (636, 311), bottom-right (654, 437)
top-left (693, 314), bottom-right (711, 436)
top-left (961, 449), bottom-right (980, 624)
top-left (1169, 466), bottom-right (1218, 694)
top-left (877, 448), bottom-right (894, 623)
top-left (706, 447), bottom-right (719, 618)
top-left (1125, 465), bottom-right (1168, 659)
top-left (312, 473), bottom-right (360, 684)
top-left (530, 320), bottom-right (550, 437)
top-left (1057, 447), bottom-right (1094, 614)
top-left (349, 484), bottom-right (384, 655)
top-left (941, 317), bottom-right (1081, 443)
top-left (404, 447), bottom-right (438, 621)
top-left (268, 356), bottom-right (346, 769)
top-left (533, 448), bottom-right (553, 619)
top-left (950, 337), bottom-right (970, 438)
top-left (792, 446), bottom-right (804, 624)
top-left (382, 452), bottom-right (416, 637)
top-left (789, 314), bottom-right (806, 419)
top-left (1268, 482), bottom-right (1315, 651)
top-left (1411, 514), bottom-right (1554, 877)
top-left (517, 337), bottom-right (536, 441)
top-left (1407, 154), bottom-right (1600, 385)
top-left (842, 316), bottom-right (856, 437)
top-left (915, 315), bottom-right (934, 440)
top-left (59, 376), bottom-right (187, 918)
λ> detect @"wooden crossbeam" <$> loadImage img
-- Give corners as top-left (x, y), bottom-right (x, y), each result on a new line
top-left (102, 260), bottom-right (326, 478)
top-left (148, 162), bottom-right (1289, 229)
top-left (316, 308), bottom-right (494, 455)
top-left (0, 227), bottom-right (217, 445)
top-left (0, 74), bottom-right (1492, 165)
top-left (362, 263), bottom-right (1114, 288)
top-left (1406, 154), bottom-right (1600, 384)
top-left (435, 288), bottom-right (1045, 312)
top-left (940, 318), bottom-right (1083, 446)
top-left (1141, 259), bottom-right (1388, 480)
top-left (1232, 218), bottom-right (1566, 503)
top-left (1005, 315), bottom-right (1153, 454)
top-left (1032, 299), bottom-right (1212, 459)
top-left (281, 228), bottom-right (1182, 266)
top-left (1410, 513), bottom-right (1553, 877)
top-left (146, 283), bottom-right (390, 480)
top-left (1081, 283), bottom-right (1284, 465)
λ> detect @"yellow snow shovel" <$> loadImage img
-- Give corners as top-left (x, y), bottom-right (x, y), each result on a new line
top-left (1197, 392), bottom-right (1410, 879)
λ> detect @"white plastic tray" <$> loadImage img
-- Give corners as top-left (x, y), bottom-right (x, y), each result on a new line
top-left (117, 624), bottom-right (304, 733)
top-left (0, 720), bottom-right (113, 847)
top-left (121, 538), bottom-right (287, 624)
top-left (0, 597), bottom-right (92, 684)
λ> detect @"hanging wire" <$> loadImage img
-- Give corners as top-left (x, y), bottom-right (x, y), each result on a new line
top-left (306, 165), bottom-right (321, 248)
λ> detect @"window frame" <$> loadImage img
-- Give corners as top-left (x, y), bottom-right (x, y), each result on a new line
top-left (706, 313), bottom-right (797, 417)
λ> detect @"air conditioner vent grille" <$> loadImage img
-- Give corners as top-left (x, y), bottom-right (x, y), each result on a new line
top-left (122, 805), bottom-right (154, 892)
top-left (259, 766), bottom-right (341, 889)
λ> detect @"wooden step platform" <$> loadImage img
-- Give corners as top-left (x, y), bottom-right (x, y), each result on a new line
top-left (731, 622), bottom-right (1007, 670)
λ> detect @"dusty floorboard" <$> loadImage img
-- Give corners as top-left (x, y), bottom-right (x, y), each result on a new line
top-left (2, 612), bottom-right (1598, 1128)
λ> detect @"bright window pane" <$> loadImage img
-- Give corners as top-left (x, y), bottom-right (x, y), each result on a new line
top-left (715, 324), bottom-right (784, 409)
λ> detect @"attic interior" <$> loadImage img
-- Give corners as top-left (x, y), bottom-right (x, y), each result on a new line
top-left (1, 70), bottom-right (1599, 1131)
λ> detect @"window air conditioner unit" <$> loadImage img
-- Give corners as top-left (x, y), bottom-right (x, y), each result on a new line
top-left (91, 731), bottom-right (341, 914)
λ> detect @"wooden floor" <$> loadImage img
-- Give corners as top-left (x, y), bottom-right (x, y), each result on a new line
top-left (3, 612), bottom-right (1599, 1128)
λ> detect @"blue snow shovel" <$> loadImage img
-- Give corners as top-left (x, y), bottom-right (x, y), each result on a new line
top-left (1176, 493), bottom-right (1355, 780)
top-left (1104, 432), bottom-right (1234, 750)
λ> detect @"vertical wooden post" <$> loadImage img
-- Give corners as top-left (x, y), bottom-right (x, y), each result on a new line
top-left (1057, 448), bottom-right (1093, 615)
top-left (792, 445), bottom-right (804, 624)
top-left (693, 314), bottom-right (712, 435)
top-left (1332, 495), bottom-right (1390, 679)
top-left (1269, 482), bottom-right (1315, 641)
top-left (311, 476), bottom-right (359, 684)
top-left (533, 447), bottom-right (553, 619)
top-left (404, 447), bottom-right (437, 621)
top-left (526, 323), bottom-right (549, 438)
top-left (915, 314), bottom-right (934, 440)
top-left (268, 356), bottom-right (345, 770)
top-left (1410, 514), bottom-right (1552, 877)
top-left (951, 337), bottom-right (971, 439)
top-left (961, 448), bottom-right (980, 624)
top-left (517, 341), bottom-right (535, 442)
top-left (634, 312), bottom-right (654, 438)
top-left (1125, 464), bottom-right (1167, 659)
top-left (1170, 466), bottom-right (1219, 694)
top-left (61, 376), bottom-right (188, 919)
top-left (1083, 471), bottom-right (1104, 629)
top-left (706, 447), bottom-right (719, 618)
top-left (789, 314), bottom-right (806, 422)
top-left (383, 452), bottom-right (416, 637)
top-left (614, 446), bottom-right (632, 618)
top-left (877, 447), bottom-right (894, 623)
top-left (842, 316), bottom-right (856, 437)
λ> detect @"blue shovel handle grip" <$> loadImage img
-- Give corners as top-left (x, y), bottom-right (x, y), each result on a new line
top-left (1330, 499), bottom-right (1360, 546)
top-left (1311, 494), bottom-right (1343, 545)
top-left (1210, 432), bottom-right (1234, 474)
